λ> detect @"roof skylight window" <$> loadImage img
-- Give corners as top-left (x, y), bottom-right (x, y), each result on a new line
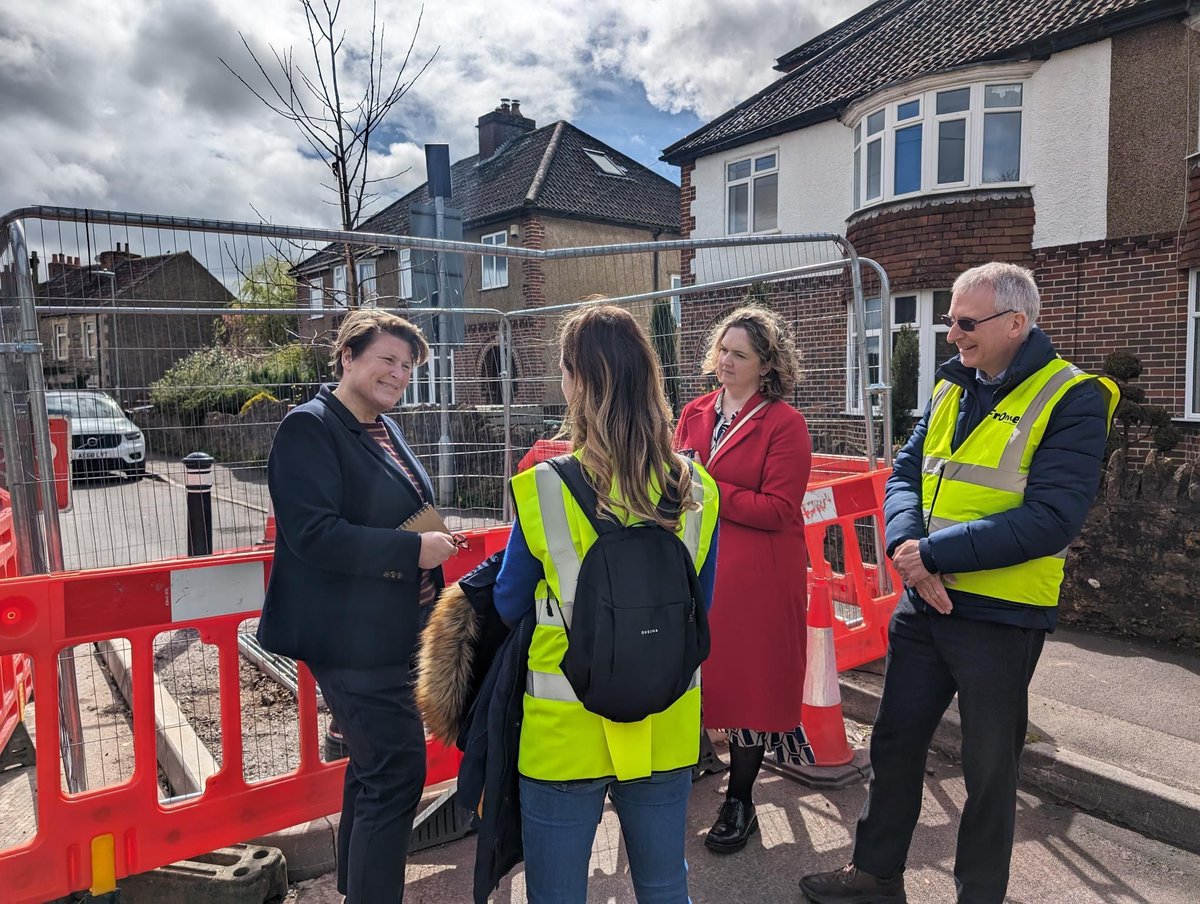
top-left (585, 149), bottom-right (627, 176)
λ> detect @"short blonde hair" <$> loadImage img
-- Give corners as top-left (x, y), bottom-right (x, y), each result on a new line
top-left (331, 309), bottom-right (430, 378)
top-left (701, 304), bottom-right (801, 400)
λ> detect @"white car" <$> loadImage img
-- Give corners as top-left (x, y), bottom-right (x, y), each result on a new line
top-left (44, 390), bottom-right (147, 479)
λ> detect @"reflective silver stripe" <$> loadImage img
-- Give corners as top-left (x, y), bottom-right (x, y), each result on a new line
top-left (997, 364), bottom-right (1085, 473)
top-left (535, 595), bottom-right (573, 629)
top-left (928, 515), bottom-right (958, 533)
top-left (942, 461), bottom-right (1026, 494)
top-left (527, 669), bottom-right (577, 702)
top-left (922, 456), bottom-right (947, 477)
top-left (682, 468), bottom-right (704, 558)
top-left (802, 626), bottom-right (840, 708)
top-left (535, 464), bottom-right (582, 605)
top-left (526, 666), bottom-right (701, 703)
top-left (1053, 547), bottom-right (1068, 561)
top-left (931, 380), bottom-right (956, 410)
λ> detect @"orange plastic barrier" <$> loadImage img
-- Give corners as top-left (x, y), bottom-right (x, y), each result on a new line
top-left (516, 439), bottom-right (572, 474)
top-left (804, 457), bottom-right (902, 673)
top-left (0, 523), bottom-right (512, 904)
top-left (0, 489), bottom-right (32, 764)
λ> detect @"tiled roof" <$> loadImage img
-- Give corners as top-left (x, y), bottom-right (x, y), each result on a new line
top-left (298, 122), bottom-right (680, 272)
top-left (663, 0), bottom-right (1187, 164)
top-left (38, 253), bottom-right (179, 301)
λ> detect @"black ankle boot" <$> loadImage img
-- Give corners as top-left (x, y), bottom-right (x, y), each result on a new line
top-left (704, 798), bottom-right (758, 853)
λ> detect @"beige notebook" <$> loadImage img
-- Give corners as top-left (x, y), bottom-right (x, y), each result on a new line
top-left (399, 502), bottom-right (450, 535)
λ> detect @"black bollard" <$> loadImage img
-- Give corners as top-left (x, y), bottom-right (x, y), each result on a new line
top-left (182, 452), bottom-right (214, 556)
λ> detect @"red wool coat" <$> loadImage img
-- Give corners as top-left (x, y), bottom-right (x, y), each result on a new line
top-left (675, 390), bottom-right (812, 732)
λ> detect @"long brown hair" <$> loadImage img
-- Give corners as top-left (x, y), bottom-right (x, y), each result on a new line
top-left (558, 304), bottom-right (697, 530)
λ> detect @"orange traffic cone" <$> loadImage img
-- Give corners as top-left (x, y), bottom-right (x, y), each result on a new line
top-left (801, 576), bottom-right (854, 766)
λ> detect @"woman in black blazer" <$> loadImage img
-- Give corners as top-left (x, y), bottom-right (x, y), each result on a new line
top-left (258, 308), bottom-right (457, 903)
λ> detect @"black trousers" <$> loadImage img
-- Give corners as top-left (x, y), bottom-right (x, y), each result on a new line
top-left (309, 662), bottom-right (427, 903)
top-left (852, 605), bottom-right (1045, 904)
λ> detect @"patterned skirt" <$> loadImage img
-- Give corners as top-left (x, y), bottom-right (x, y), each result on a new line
top-left (725, 725), bottom-right (816, 767)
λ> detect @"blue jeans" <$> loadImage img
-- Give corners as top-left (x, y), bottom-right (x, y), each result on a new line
top-left (520, 769), bottom-right (693, 904)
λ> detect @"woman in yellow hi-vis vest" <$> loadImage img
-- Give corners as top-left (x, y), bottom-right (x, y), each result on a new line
top-left (493, 304), bottom-right (720, 904)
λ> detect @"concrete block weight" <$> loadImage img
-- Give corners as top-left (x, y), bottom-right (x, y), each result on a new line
top-left (115, 844), bottom-right (288, 903)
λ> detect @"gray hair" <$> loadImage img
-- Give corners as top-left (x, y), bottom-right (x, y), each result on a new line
top-left (952, 262), bottom-right (1039, 332)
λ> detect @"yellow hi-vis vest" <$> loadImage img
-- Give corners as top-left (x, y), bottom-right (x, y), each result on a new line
top-left (510, 457), bottom-right (719, 782)
top-left (922, 357), bottom-right (1119, 608)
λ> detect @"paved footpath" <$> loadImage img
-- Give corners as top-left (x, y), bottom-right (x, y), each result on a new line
top-left (283, 741), bottom-right (1200, 904)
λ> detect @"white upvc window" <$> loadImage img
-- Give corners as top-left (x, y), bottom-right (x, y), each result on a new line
top-left (403, 350), bottom-right (456, 406)
top-left (332, 265), bottom-right (348, 307)
top-left (399, 249), bottom-right (413, 300)
top-left (669, 274), bottom-right (683, 325)
top-left (1186, 270), bottom-right (1200, 418)
top-left (309, 281), bottom-right (324, 318)
top-left (481, 231), bottom-right (508, 290)
top-left (847, 290), bottom-right (954, 413)
top-left (53, 322), bottom-right (68, 360)
top-left (357, 260), bottom-right (377, 306)
top-left (726, 152), bottom-right (778, 235)
top-left (82, 319), bottom-right (97, 359)
top-left (852, 81), bottom-right (1025, 210)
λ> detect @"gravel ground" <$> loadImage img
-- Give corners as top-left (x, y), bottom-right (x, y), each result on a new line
top-left (153, 622), bottom-right (334, 788)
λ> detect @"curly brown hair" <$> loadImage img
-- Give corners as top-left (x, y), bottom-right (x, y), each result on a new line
top-left (331, 309), bottom-right (430, 378)
top-left (701, 304), bottom-right (801, 400)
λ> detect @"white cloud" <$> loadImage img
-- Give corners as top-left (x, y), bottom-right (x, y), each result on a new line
top-left (0, 0), bottom-right (870, 226)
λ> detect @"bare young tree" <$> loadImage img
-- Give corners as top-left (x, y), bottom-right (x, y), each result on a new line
top-left (222, 0), bottom-right (437, 306)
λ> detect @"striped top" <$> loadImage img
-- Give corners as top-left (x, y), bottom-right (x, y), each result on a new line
top-left (365, 421), bottom-right (438, 607)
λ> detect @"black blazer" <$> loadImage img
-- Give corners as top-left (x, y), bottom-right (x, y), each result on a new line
top-left (257, 385), bottom-right (444, 668)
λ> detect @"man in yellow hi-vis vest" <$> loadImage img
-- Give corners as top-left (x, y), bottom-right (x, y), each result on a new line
top-left (802, 263), bottom-right (1117, 904)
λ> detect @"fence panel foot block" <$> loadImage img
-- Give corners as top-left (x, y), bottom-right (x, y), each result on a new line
top-left (116, 844), bottom-right (287, 903)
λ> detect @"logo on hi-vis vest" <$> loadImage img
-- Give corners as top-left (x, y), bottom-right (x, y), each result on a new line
top-left (990, 410), bottom-right (1021, 425)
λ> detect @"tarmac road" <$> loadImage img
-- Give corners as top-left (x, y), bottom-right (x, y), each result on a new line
top-left (283, 746), bottom-right (1200, 904)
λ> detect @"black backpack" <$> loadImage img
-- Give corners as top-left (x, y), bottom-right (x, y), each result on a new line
top-left (546, 456), bottom-right (710, 723)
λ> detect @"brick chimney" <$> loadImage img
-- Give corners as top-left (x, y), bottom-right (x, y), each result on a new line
top-left (47, 253), bottom-right (82, 280)
top-left (477, 98), bottom-right (536, 161)
top-left (97, 242), bottom-right (140, 271)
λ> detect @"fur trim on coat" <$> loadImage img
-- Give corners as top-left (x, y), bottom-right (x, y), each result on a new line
top-left (415, 582), bottom-right (480, 746)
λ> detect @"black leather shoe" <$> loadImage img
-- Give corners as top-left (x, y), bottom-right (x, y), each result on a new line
top-left (799, 864), bottom-right (906, 903)
top-left (704, 798), bottom-right (758, 853)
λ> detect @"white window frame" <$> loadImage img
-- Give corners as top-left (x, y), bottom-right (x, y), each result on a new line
top-left (53, 322), bottom-right (68, 360)
top-left (309, 281), bottom-right (324, 319)
top-left (332, 265), bottom-right (348, 308)
top-left (403, 349), bottom-right (456, 406)
top-left (724, 151), bottom-right (779, 235)
top-left (1186, 269), bottom-right (1200, 419)
top-left (481, 231), bottom-right (508, 290)
top-left (669, 274), bottom-right (683, 325)
top-left (585, 149), bottom-right (627, 176)
top-left (356, 259), bottom-right (378, 306)
top-left (82, 319), bottom-right (97, 359)
top-left (850, 78), bottom-right (1027, 211)
top-left (399, 249), bottom-right (413, 301)
top-left (847, 289), bottom-right (953, 413)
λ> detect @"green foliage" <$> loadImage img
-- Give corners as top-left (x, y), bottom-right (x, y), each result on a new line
top-left (239, 390), bottom-right (279, 415)
top-left (650, 299), bottom-right (681, 415)
top-left (891, 325), bottom-right (920, 444)
top-left (219, 259), bottom-right (299, 350)
top-left (249, 343), bottom-right (321, 392)
top-left (1103, 351), bottom-right (1181, 456)
top-left (150, 348), bottom-right (262, 422)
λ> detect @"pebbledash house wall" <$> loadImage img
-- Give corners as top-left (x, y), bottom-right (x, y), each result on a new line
top-left (676, 24), bottom-right (1200, 458)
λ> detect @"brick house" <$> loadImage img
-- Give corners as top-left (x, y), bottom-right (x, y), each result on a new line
top-left (35, 246), bottom-right (232, 406)
top-left (662, 0), bottom-right (1200, 455)
top-left (295, 100), bottom-right (682, 406)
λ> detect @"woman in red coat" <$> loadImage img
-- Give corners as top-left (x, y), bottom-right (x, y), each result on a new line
top-left (674, 304), bottom-right (812, 855)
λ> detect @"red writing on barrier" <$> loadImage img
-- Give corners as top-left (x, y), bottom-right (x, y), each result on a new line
top-left (802, 486), bottom-right (837, 525)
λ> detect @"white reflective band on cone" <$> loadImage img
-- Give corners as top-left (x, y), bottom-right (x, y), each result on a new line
top-left (802, 626), bottom-right (841, 708)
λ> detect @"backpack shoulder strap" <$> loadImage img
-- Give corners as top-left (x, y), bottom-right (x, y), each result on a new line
top-left (546, 455), bottom-right (618, 535)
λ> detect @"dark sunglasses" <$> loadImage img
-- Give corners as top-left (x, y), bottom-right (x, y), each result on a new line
top-left (938, 310), bottom-right (1016, 332)
top-left (451, 533), bottom-right (471, 551)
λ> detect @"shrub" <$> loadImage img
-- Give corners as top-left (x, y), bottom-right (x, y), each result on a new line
top-left (239, 390), bottom-right (279, 415)
top-left (1102, 351), bottom-right (1181, 456)
top-left (150, 347), bottom-right (263, 422)
top-left (249, 343), bottom-right (321, 394)
top-left (891, 325), bottom-right (920, 445)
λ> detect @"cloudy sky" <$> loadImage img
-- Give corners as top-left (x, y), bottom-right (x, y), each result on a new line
top-left (1, 0), bottom-right (870, 229)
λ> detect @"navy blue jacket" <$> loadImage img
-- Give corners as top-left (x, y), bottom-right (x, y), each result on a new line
top-left (258, 386), bottom-right (443, 667)
top-left (884, 327), bottom-right (1108, 630)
